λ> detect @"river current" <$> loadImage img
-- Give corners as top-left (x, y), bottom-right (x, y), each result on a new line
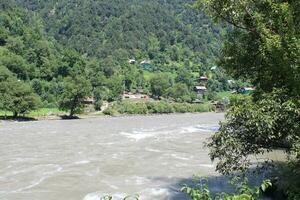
top-left (0, 113), bottom-right (226, 200)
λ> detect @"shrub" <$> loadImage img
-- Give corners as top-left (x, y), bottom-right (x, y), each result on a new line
top-left (94, 100), bottom-right (103, 111)
top-left (102, 101), bottom-right (212, 116)
top-left (181, 177), bottom-right (272, 200)
top-left (103, 107), bottom-right (118, 116)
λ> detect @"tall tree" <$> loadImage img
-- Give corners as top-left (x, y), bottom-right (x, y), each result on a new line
top-left (195, 0), bottom-right (300, 97)
top-left (196, 0), bottom-right (300, 180)
top-left (59, 75), bottom-right (92, 117)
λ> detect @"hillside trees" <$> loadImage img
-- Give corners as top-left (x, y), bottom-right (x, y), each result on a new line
top-left (150, 73), bottom-right (173, 99)
top-left (166, 83), bottom-right (194, 102)
top-left (0, 0), bottom-right (231, 118)
top-left (16, 0), bottom-right (225, 71)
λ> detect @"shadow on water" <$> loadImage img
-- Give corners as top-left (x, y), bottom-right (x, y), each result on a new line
top-left (146, 165), bottom-right (287, 200)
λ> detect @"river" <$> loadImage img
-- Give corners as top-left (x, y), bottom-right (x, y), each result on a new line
top-left (1, 113), bottom-right (228, 200)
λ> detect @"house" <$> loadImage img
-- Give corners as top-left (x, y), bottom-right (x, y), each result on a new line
top-left (122, 92), bottom-right (150, 100)
top-left (195, 86), bottom-right (207, 94)
top-left (128, 59), bottom-right (136, 64)
top-left (197, 76), bottom-right (208, 84)
top-left (240, 87), bottom-right (255, 95)
top-left (211, 66), bottom-right (217, 71)
top-left (199, 76), bottom-right (208, 81)
top-left (83, 97), bottom-right (95, 104)
top-left (140, 60), bottom-right (151, 70)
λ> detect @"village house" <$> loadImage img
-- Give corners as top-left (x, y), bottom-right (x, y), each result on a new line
top-left (194, 86), bottom-right (207, 95)
top-left (199, 76), bottom-right (208, 81)
top-left (240, 87), bottom-right (255, 95)
top-left (197, 76), bottom-right (208, 84)
top-left (140, 60), bottom-right (151, 70)
top-left (83, 97), bottom-right (95, 104)
top-left (128, 59), bottom-right (136, 64)
top-left (122, 92), bottom-right (150, 100)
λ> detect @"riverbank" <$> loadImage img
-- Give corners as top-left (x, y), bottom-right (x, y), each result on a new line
top-left (0, 111), bottom-right (221, 123)
top-left (0, 101), bottom-right (216, 121)
top-left (102, 101), bottom-right (213, 116)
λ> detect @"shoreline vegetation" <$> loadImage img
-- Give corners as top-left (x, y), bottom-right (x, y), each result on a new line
top-left (103, 101), bottom-right (213, 116)
top-left (0, 101), bottom-right (215, 121)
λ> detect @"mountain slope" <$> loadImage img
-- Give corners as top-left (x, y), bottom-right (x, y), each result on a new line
top-left (16, 0), bottom-right (224, 68)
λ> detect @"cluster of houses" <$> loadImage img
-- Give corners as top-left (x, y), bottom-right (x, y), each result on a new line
top-left (129, 59), bottom-right (151, 70)
top-left (84, 60), bottom-right (254, 106)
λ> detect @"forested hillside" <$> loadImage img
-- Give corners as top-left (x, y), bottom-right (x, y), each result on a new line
top-left (0, 0), bottom-right (232, 116)
top-left (16, 0), bottom-right (223, 68)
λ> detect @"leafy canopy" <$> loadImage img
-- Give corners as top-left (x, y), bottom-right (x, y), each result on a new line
top-left (59, 75), bottom-right (92, 117)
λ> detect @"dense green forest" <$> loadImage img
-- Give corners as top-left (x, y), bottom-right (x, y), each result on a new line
top-left (16, 0), bottom-right (222, 65)
top-left (0, 0), bottom-right (232, 116)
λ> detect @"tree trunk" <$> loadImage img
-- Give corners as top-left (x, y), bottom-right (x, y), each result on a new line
top-left (13, 112), bottom-right (18, 118)
top-left (69, 108), bottom-right (74, 117)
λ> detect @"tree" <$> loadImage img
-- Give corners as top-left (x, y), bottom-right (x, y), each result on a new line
top-left (58, 75), bottom-right (92, 117)
top-left (149, 73), bottom-right (173, 98)
top-left (175, 68), bottom-right (194, 88)
top-left (196, 1), bottom-right (300, 194)
top-left (208, 91), bottom-right (300, 174)
top-left (0, 66), bottom-right (40, 117)
top-left (166, 83), bottom-right (192, 102)
top-left (195, 0), bottom-right (300, 97)
top-left (93, 87), bottom-right (108, 111)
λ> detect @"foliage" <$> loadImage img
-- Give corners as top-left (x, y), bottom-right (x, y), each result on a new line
top-left (181, 177), bottom-right (272, 200)
top-left (149, 73), bottom-right (173, 98)
top-left (166, 83), bottom-right (195, 103)
top-left (102, 106), bottom-right (119, 117)
top-left (0, 66), bottom-right (40, 117)
top-left (58, 75), bottom-right (92, 116)
top-left (273, 139), bottom-right (300, 199)
top-left (0, 1), bottom-right (232, 114)
top-left (103, 101), bottom-right (212, 115)
top-left (196, 1), bottom-right (300, 197)
top-left (196, 0), bottom-right (300, 97)
top-left (16, 0), bottom-right (224, 67)
top-left (208, 90), bottom-right (300, 174)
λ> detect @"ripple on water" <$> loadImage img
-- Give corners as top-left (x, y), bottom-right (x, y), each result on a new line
top-left (74, 160), bottom-right (91, 165)
top-left (119, 124), bottom-right (219, 141)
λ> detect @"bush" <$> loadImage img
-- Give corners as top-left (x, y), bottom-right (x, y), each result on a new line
top-left (146, 101), bottom-right (174, 113)
top-left (116, 101), bottom-right (148, 114)
top-left (102, 101), bottom-right (212, 116)
top-left (94, 100), bottom-right (103, 111)
top-left (181, 177), bottom-right (272, 200)
top-left (103, 107), bottom-right (118, 116)
top-left (229, 94), bottom-right (251, 107)
top-left (173, 103), bottom-right (190, 113)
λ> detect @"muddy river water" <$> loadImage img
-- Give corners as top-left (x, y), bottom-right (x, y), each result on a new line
top-left (0, 113), bottom-right (278, 200)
